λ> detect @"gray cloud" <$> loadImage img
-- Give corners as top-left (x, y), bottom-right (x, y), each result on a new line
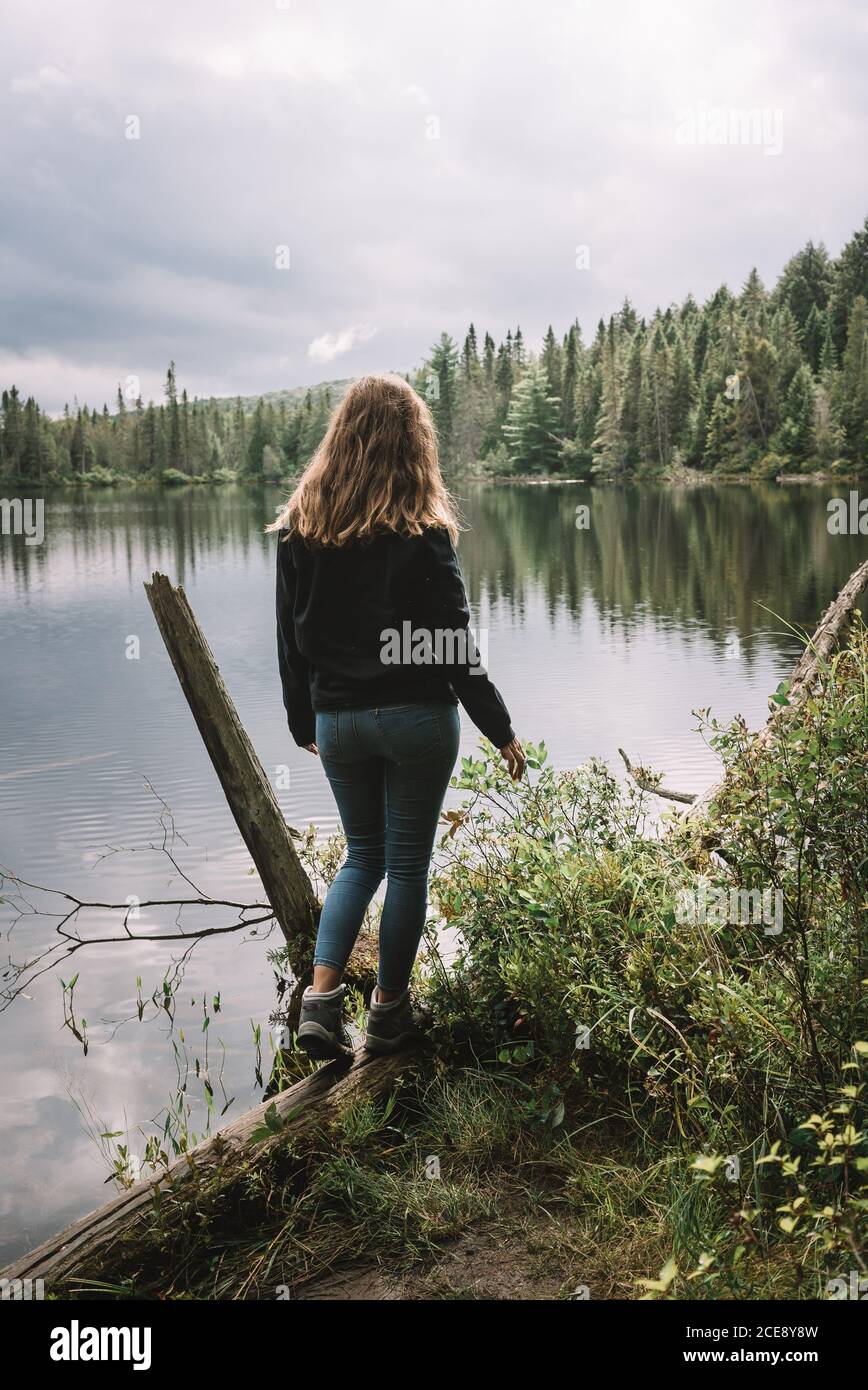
top-left (1, 0), bottom-right (867, 410)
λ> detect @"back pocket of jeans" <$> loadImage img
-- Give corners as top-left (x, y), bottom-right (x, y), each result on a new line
top-left (374, 704), bottom-right (443, 763)
top-left (315, 710), bottom-right (341, 759)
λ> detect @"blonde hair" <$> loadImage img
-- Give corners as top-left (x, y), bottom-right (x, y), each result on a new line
top-left (267, 374), bottom-right (459, 546)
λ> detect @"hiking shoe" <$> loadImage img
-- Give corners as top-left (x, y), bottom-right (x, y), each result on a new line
top-left (365, 988), bottom-right (431, 1055)
top-left (298, 984), bottom-right (355, 1061)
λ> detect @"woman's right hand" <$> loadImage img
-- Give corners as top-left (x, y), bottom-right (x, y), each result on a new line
top-left (499, 736), bottom-right (526, 781)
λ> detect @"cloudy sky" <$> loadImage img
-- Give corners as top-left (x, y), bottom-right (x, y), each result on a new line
top-left (2, 0), bottom-right (867, 412)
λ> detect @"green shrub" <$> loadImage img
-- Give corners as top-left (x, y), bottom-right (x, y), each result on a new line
top-left (426, 621), bottom-right (868, 1155)
top-left (82, 465), bottom-right (121, 486)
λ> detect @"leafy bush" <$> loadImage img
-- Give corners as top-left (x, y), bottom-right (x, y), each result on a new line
top-left (755, 451), bottom-right (790, 477)
top-left (426, 621), bottom-right (868, 1159)
top-left (82, 465), bottom-right (122, 486)
top-left (645, 1057), bottom-right (868, 1300)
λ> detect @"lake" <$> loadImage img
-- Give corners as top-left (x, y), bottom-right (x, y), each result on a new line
top-left (0, 479), bottom-right (863, 1261)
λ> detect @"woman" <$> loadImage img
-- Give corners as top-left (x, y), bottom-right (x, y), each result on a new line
top-left (271, 374), bottom-right (524, 1061)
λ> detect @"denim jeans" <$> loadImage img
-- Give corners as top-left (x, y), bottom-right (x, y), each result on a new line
top-left (313, 701), bottom-right (460, 992)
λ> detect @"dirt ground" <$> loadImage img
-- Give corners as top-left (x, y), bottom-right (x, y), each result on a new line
top-left (292, 1215), bottom-right (597, 1301)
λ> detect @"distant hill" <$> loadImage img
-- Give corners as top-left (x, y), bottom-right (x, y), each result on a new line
top-left (216, 377), bottom-right (356, 412)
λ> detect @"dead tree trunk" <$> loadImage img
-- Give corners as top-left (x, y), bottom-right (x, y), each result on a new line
top-left (144, 572), bottom-right (320, 1008)
top-left (0, 1046), bottom-right (416, 1289)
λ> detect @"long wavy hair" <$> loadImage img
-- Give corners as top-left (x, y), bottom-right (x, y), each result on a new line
top-left (267, 374), bottom-right (459, 546)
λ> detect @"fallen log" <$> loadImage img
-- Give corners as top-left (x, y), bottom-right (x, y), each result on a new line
top-left (144, 572), bottom-right (320, 1007)
top-left (620, 557), bottom-right (868, 818)
top-left (0, 1044), bottom-right (415, 1289)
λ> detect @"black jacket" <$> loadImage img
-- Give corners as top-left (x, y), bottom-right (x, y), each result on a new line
top-left (276, 526), bottom-right (515, 749)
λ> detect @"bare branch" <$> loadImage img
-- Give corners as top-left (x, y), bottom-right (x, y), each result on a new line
top-left (617, 748), bottom-right (696, 804)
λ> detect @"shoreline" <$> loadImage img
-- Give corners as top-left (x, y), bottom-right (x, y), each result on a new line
top-left (2, 468), bottom-right (866, 491)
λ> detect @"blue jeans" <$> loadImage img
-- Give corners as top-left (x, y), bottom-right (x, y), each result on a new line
top-left (313, 702), bottom-right (460, 992)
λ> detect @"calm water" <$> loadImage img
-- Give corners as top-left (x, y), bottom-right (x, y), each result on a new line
top-left (0, 480), bottom-right (864, 1260)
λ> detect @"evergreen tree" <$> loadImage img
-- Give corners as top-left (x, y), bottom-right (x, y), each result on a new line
top-left (462, 323), bottom-right (479, 378)
top-left (833, 294), bottom-right (868, 462)
top-left (638, 327), bottom-right (674, 471)
top-left (669, 333), bottom-right (695, 456)
top-left (770, 303), bottom-right (804, 400)
top-left (618, 330), bottom-right (643, 470)
top-left (560, 325), bottom-right (580, 437)
top-left (704, 395), bottom-right (735, 472)
top-left (494, 341), bottom-right (514, 416)
top-left (732, 332), bottom-right (778, 469)
top-left (1, 386), bottom-right (23, 478)
top-left (619, 297), bottom-right (638, 336)
top-left (164, 362), bottom-right (183, 471)
top-left (692, 314), bottom-right (710, 377)
top-left (819, 312), bottom-right (838, 380)
top-left (427, 333), bottom-right (460, 469)
top-left (246, 399), bottom-right (269, 478)
top-left (143, 404), bottom-right (159, 474)
top-left (502, 361), bottom-right (561, 473)
top-left (574, 360), bottom-right (602, 470)
top-left (829, 216), bottom-right (868, 356)
top-left (773, 363), bottom-right (815, 467)
top-left (482, 332), bottom-right (495, 382)
top-left (22, 397), bottom-right (43, 480)
top-left (541, 325), bottom-right (562, 400)
top-left (772, 240), bottom-right (833, 336)
top-left (740, 268), bottom-right (768, 335)
top-left (592, 319), bottom-right (623, 474)
top-left (689, 373), bottom-right (717, 469)
top-left (801, 302), bottom-right (825, 374)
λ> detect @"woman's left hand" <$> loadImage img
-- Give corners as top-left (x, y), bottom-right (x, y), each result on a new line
top-left (499, 736), bottom-right (526, 781)
top-left (304, 743), bottom-right (319, 755)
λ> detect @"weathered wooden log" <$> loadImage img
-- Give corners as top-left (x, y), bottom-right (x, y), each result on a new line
top-left (143, 572), bottom-right (320, 980)
top-left (0, 1044), bottom-right (416, 1288)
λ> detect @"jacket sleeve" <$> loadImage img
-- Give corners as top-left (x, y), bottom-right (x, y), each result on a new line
top-left (420, 528), bottom-right (515, 749)
top-left (276, 533), bottom-right (316, 747)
